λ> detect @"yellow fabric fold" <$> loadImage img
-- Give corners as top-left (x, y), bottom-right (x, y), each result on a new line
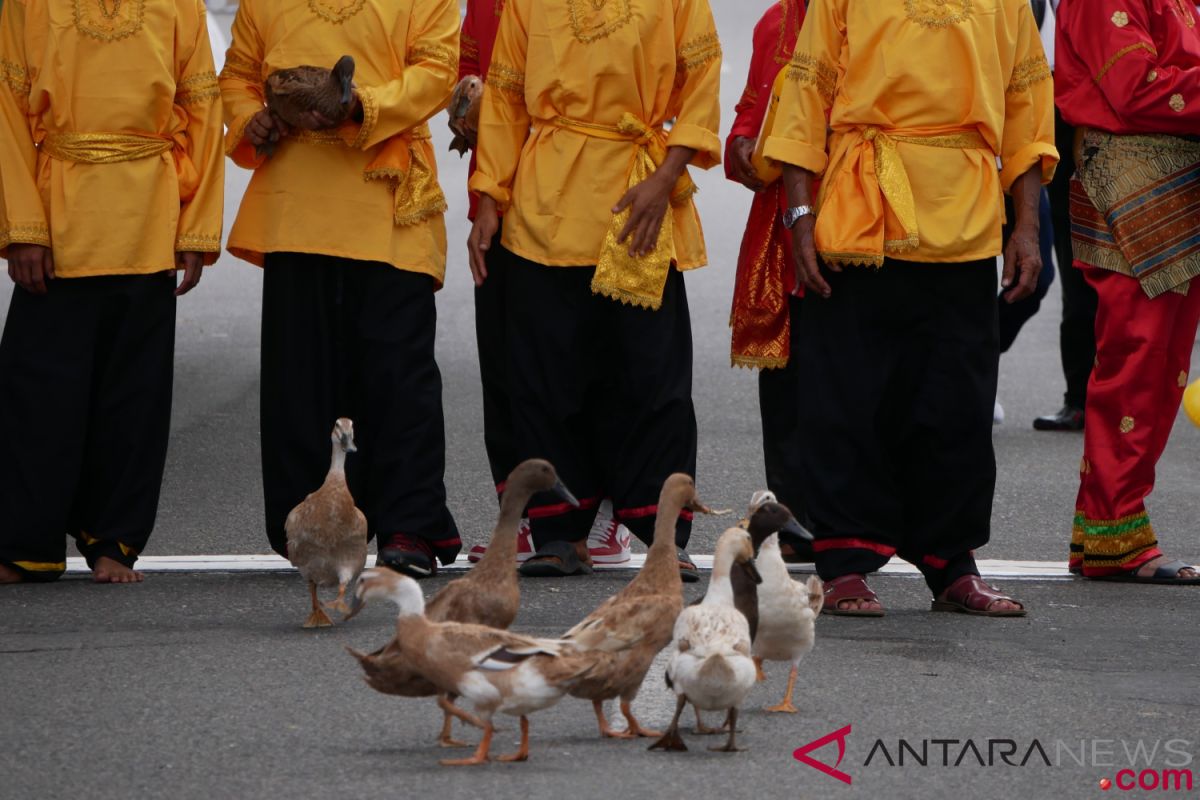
top-left (817, 126), bottom-right (989, 267)
top-left (553, 112), bottom-right (695, 309)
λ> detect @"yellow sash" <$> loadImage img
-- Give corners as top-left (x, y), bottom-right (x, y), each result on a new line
top-left (41, 130), bottom-right (201, 201)
top-left (553, 113), bottom-right (696, 310)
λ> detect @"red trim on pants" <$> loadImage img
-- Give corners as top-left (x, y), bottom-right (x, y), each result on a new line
top-left (527, 496), bottom-right (600, 519)
top-left (812, 538), bottom-right (897, 558)
top-left (615, 504), bottom-right (694, 522)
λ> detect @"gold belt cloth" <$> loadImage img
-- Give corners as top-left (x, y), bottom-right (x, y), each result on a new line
top-left (818, 126), bottom-right (989, 268)
top-left (294, 124), bottom-right (445, 228)
top-left (552, 113), bottom-right (696, 310)
top-left (41, 132), bottom-right (174, 164)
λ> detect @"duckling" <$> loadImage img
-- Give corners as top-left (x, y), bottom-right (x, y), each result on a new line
top-left (652, 527), bottom-right (761, 754)
top-left (562, 473), bottom-right (711, 739)
top-left (346, 458), bottom-right (577, 746)
top-left (285, 417), bottom-right (368, 628)
top-left (260, 55), bottom-right (356, 155)
top-left (345, 568), bottom-right (610, 766)
top-left (753, 533), bottom-right (823, 713)
top-left (447, 75), bottom-right (483, 156)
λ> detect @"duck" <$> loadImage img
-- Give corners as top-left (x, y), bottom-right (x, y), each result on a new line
top-left (261, 55), bottom-right (356, 155)
top-left (752, 532), bottom-right (823, 713)
top-left (651, 527), bottom-right (760, 754)
top-left (285, 417), bottom-right (368, 628)
top-left (345, 568), bottom-right (613, 766)
top-left (561, 473), bottom-right (710, 739)
top-left (346, 458), bottom-right (577, 745)
top-left (447, 75), bottom-right (483, 156)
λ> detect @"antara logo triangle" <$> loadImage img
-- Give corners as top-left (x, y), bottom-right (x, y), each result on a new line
top-left (794, 724), bottom-right (853, 785)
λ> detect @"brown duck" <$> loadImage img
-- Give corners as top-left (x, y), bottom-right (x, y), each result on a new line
top-left (447, 75), bottom-right (483, 157)
top-left (345, 458), bottom-right (578, 746)
top-left (260, 55), bottom-right (356, 155)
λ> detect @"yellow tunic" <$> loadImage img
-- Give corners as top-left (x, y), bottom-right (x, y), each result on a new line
top-left (469, 0), bottom-right (722, 269)
top-left (0, 0), bottom-right (224, 276)
top-left (219, 0), bottom-right (459, 284)
top-left (763, 0), bottom-right (1058, 265)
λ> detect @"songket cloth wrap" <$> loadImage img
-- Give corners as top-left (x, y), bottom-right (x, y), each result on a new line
top-left (1070, 129), bottom-right (1200, 298)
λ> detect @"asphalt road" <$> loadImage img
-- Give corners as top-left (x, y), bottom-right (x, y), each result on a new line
top-left (2, 4), bottom-right (1200, 799)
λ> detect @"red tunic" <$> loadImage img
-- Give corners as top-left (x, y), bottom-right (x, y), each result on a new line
top-left (724, 0), bottom-right (804, 179)
top-left (1056, 0), bottom-right (1200, 134)
top-left (460, 0), bottom-right (506, 219)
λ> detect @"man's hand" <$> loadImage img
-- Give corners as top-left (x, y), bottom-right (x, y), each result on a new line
top-left (7, 243), bottom-right (54, 295)
top-left (614, 171), bottom-right (673, 258)
top-left (245, 109), bottom-right (290, 149)
top-left (790, 215), bottom-right (836, 298)
top-left (175, 251), bottom-right (205, 297)
top-left (468, 195), bottom-right (499, 287)
top-left (1001, 226), bottom-right (1040, 303)
top-left (730, 136), bottom-right (764, 191)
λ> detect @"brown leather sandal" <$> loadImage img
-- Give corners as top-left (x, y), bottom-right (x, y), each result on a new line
top-left (931, 574), bottom-right (1026, 617)
top-left (821, 573), bottom-right (885, 617)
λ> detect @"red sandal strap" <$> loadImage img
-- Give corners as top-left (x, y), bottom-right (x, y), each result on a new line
top-left (940, 575), bottom-right (1023, 613)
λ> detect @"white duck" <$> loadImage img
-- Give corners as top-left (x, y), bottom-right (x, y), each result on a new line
top-left (753, 533), bottom-right (823, 713)
top-left (285, 417), bottom-right (368, 628)
top-left (652, 527), bottom-right (760, 753)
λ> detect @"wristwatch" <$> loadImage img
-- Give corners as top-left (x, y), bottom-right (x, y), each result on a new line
top-left (782, 205), bottom-right (815, 229)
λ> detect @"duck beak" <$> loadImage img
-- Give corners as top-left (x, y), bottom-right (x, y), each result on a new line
top-left (342, 588), bottom-right (366, 622)
top-left (781, 516), bottom-right (815, 543)
top-left (552, 480), bottom-right (580, 508)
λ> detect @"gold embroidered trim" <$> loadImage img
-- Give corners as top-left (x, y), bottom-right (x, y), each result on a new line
top-left (220, 52), bottom-right (263, 84)
top-left (1094, 42), bottom-right (1156, 82)
top-left (0, 223), bottom-right (51, 248)
top-left (0, 59), bottom-right (30, 96)
top-left (350, 87), bottom-right (380, 149)
top-left (566, 0), bottom-right (633, 44)
top-left (1008, 54), bottom-right (1051, 93)
top-left (307, 0), bottom-right (367, 24)
top-left (819, 250), bottom-right (884, 268)
top-left (227, 112), bottom-right (256, 156)
top-left (678, 32), bottom-right (721, 71)
top-left (1170, 93), bottom-right (1186, 112)
top-left (176, 71), bottom-right (220, 105)
top-left (773, 0), bottom-right (797, 65)
top-left (1119, 415), bottom-right (1136, 433)
top-left (461, 33), bottom-right (480, 62)
top-left (73, 0), bottom-right (146, 42)
top-left (904, 0), bottom-right (971, 28)
top-left (176, 233), bottom-right (222, 252)
top-left (786, 52), bottom-right (837, 104)
top-left (486, 62), bottom-right (525, 96)
top-left (1111, 10), bottom-right (1129, 27)
top-left (410, 43), bottom-right (455, 69)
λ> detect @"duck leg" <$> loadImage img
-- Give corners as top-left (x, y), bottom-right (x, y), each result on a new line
top-left (754, 656), bottom-right (767, 682)
top-left (648, 695), bottom-right (688, 752)
top-left (323, 582), bottom-right (352, 615)
top-left (692, 704), bottom-right (726, 735)
top-left (593, 700), bottom-right (633, 739)
top-left (437, 694), bottom-right (484, 747)
top-left (439, 721), bottom-right (493, 767)
top-left (765, 664), bottom-right (799, 713)
top-left (709, 708), bottom-right (745, 753)
top-left (495, 716), bottom-right (530, 763)
top-left (302, 582), bottom-right (334, 628)
top-left (620, 698), bottom-right (662, 738)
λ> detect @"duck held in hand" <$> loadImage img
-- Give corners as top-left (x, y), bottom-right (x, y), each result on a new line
top-left (259, 55), bottom-right (356, 155)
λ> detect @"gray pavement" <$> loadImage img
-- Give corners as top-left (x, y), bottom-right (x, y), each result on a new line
top-left (3, 3), bottom-right (1200, 799)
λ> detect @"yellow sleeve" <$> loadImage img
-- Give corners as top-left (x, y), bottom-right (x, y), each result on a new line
top-left (217, 0), bottom-right (267, 170)
top-left (998, 1), bottom-right (1057, 190)
top-left (468, 0), bottom-right (530, 211)
top-left (0, 0), bottom-right (49, 257)
top-left (667, 0), bottom-right (722, 169)
top-left (174, 0), bottom-right (224, 262)
top-left (762, 0), bottom-right (843, 175)
top-left (344, 0), bottom-right (460, 149)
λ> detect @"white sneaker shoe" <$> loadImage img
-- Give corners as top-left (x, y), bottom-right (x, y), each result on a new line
top-left (467, 518), bottom-right (534, 563)
top-left (587, 499), bottom-right (632, 565)
top-left (994, 399), bottom-right (1005, 425)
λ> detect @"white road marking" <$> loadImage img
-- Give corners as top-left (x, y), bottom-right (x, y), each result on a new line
top-left (63, 554), bottom-right (1073, 579)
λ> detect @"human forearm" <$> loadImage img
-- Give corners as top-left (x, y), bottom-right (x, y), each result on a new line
top-left (781, 164), bottom-right (815, 208)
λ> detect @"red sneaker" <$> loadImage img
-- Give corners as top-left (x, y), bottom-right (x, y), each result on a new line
top-left (467, 518), bottom-right (534, 563)
top-left (587, 500), bottom-right (632, 565)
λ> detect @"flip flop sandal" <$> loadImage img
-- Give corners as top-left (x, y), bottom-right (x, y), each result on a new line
top-left (931, 574), bottom-right (1027, 617)
top-left (677, 548), bottom-right (701, 583)
top-left (1089, 559), bottom-right (1200, 585)
top-left (821, 573), bottom-right (885, 617)
top-left (517, 540), bottom-right (593, 578)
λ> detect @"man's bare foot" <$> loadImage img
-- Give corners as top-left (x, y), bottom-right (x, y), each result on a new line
top-left (1136, 555), bottom-right (1199, 580)
top-left (0, 562), bottom-right (24, 584)
top-left (92, 557), bottom-right (143, 584)
top-left (834, 598), bottom-right (883, 612)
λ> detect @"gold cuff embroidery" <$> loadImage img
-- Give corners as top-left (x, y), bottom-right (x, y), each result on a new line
top-left (350, 87), bottom-right (380, 149)
top-left (905, 0), bottom-right (972, 28)
top-left (786, 52), bottom-right (837, 105)
top-left (1094, 42), bottom-right (1156, 83)
top-left (409, 43), bottom-right (455, 69)
top-left (678, 32), bottom-right (722, 71)
top-left (176, 233), bottom-right (221, 252)
top-left (0, 223), bottom-right (51, 248)
top-left (307, 0), bottom-right (367, 24)
top-left (1008, 54), bottom-right (1051, 93)
top-left (227, 112), bottom-right (257, 157)
top-left (0, 59), bottom-right (30, 97)
top-left (219, 52), bottom-right (263, 84)
top-left (73, 0), bottom-right (146, 42)
top-left (176, 71), bottom-right (220, 106)
top-left (486, 62), bottom-right (525, 97)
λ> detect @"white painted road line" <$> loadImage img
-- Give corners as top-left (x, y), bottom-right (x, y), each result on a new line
top-left (63, 554), bottom-right (1074, 579)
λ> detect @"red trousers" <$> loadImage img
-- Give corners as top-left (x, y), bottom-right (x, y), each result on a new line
top-left (1071, 266), bottom-right (1200, 576)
